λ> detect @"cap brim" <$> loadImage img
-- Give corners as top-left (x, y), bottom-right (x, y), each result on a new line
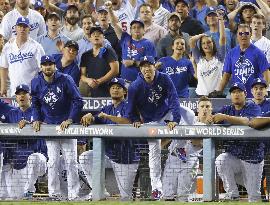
top-left (108, 82), bottom-right (126, 90)
top-left (139, 61), bottom-right (155, 66)
top-left (252, 82), bottom-right (267, 88)
top-left (15, 89), bottom-right (29, 94)
top-left (16, 23), bottom-right (30, 27)
top-left (229, 87), bottom-right (245, 92)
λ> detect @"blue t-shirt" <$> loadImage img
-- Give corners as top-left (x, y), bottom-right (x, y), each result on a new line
top-left (95, 100), bottom-right (142, 164)
top-left (219, 101), bottom-right (263, 163)
top-left (223, 44), bottom-right (269, 97)
top-left (252, 98), bottom-right (270, 115)
top-left (158, 56), bottom-right (194, 98)
top-left (120, 32), bottom-right (156, 82)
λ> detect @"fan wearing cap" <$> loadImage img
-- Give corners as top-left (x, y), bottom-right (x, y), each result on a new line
top-left (0, 17), bottom-right (45, 97)
top-left (213, 82), bottom-right (263, 202)
top-left (1, 0), bottom-right (46, 40)
top-left (37, 12), bottom-right (70, 55)
top-left (34, 1), bottom-right (47, 19)
top-left (126, 55), bottom-right (181, 199)
top-left (80, 78), bottom-right (141, 200)
top-left (31, 55), bottom-right (83, 200)
top-left (54, 40), bottom-right (80, 86)
top-left (80, 26), bottom-right (119, 97)
top-left (0, 84), bottom-right (47, 200)
top-left (175, 0), bottom-right (204, 36)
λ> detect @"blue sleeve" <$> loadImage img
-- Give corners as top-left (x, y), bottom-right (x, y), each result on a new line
top-left (188, 60), bottom-right (195, 76)
top-left (0, 100), bottom-right (13, 122)
top-left (126, 85), bottom-right (141, 123)
top-left (65, 76), bottom-right (84, 122)
top-left (191, 46), bottom-right (201, 64)
top-left (30, 79), bottom-right (42, 121)
top-left (120, 32), bottom-right (129, 47)
top-left (257, 50), bottom-right (269, 73)
top-left (263, 111), bottom-right (270, 117)
top-left (244, 104), bottom-right (261, 118)
top-left (70, 64), bottom-right (80, 87)
top-left (145, 41), bottom-right (157, 58)
top-left (217, 45), bottom-right (226, 62)
top-left (165, 74), bottom-right (181, 123)
top-left (158, 58), bottom-right (166, 73)
top-left (223, 51), bottom-right (232, 74)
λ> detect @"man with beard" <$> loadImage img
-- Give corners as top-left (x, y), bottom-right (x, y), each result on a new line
top-left (1, 0), bottom-right (46, 40)
top-left (157, 12), bottom-right (190, 58)
top-left (0, 0), bottom-right (11, 15)
top-left (61, 4), bottom-right (83, 41)
top-left (31, 55), bottom-right (83, 200)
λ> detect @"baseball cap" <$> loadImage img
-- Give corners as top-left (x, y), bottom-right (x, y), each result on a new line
top-left (168, 12), bottom-right (181, 22)
top-left (175, 0), bottom-right (190, 7)
top-left (130, 19), bottom-right (144, 28)
top-left (97, 6), bottom-right (108, 13)
top-left (251, 78), bottom-right (267, 88)
top-left (239, 2), bottom-right (257, 12)
top-left (66, 4), bottom-right (79, 11)
top-left (64, 40), bottom-right (79, 50)
top-left (229, 82), bottom-right (246, 93)
top-left (89, 26), bottom-right (104, 35)
top-left (15, 84), bottom-right (30, 94)
top-left (34, 1), bottom-right (44, 9)
top-left (206, 7), bottom-right (217, 16)
top-left (139, 56), bottom-right (155, 66)
top-left (41, 55), bottom-right (55, 64)
top-left (47, 12), bottom-right (61, 20)
top-left (108, 78), bottom-right (127, 90)
top-left (16, 17), bottom-right (30, 27)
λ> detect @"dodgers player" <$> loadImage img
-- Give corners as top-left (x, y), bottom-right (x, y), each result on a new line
top-left (0, 84), bottom-right (47, 200)
top-left (31, 55), bottom-right (84, 200)
top-left (80, 78), bottom-right (140, 201)
top-left (214, 82), bottom-right (263, 202)
top-left (162, 96), bottom-right (212, 201)
top-left (126, 56), bottom-right (182, 199)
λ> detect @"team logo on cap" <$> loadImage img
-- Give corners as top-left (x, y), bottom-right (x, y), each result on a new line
top-left (144, 56), bottom-right (147, 61)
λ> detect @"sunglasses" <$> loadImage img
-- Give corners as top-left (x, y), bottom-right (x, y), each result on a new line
top-left (238, 31), bottom-right (250, 36)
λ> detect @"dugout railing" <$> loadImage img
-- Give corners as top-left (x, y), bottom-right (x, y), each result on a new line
top-left (0, 123), bottom-right (268, 201)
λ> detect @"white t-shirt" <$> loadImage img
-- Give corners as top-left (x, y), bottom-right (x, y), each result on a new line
top-left (252, 36), bottom-right (270, 63)
top-left (1, 8), bottom-right (46, 40)
top-left (153, 5), bottom-right (170, 29)
top-left (0, 38), bottom-right (45, 96)
top-left (195, 57), bottom-right (223, 96)
top-left (114, 0), bottom-right (136, 32)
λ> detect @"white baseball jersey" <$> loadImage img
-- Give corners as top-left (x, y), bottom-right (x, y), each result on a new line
top-left (0, 38), bottom-right (45, 96)
top-left (252, 36), bottom-right (270, 64)
top-left (114, 0), bottom-right (136, 32)
top-left (195, 57), bottom-right (223, 96)
top-left (0, 8), bottom-right (46, 40)
top-left (153, 5), bottom-right (170, 29)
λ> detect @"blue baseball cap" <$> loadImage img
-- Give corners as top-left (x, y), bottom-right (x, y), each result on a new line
top-left (15, 84), bottom-right (30, 94)
top-left (229, 82), bottom-right (246, 93)
top-left (130, 19), bottom-right (144, 28)
top-left (206, 7), bottom-right (217, 16)
top-left (108, 78), bottom-right (127, 90)
top-left (41, 55), bottom-right (55, 64)
top-left (251, 78), bottom-right (267, 88)
top-left (16, 17), bottom-right (30, 27)
top-left (139, 56), bottom-right (155, 66)
top-left (34, 1), bottom-right (44, 9)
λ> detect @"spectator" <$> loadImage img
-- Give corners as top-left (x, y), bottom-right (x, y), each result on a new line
top-left (34, 1), bottom-right (47, 19)
top-left (80, 27), bottom-right (119, 97)
top-left (214, 82), bottom-right (263, 202)
top-left (224, 0), bottom-right (238, 14)
top-left (139, 4), bottom-right (167, 46)
top-left (255, 0), bottom-right (270, 39)
top-left (37, 12), bottom-right (69, 55)
top-left (1, 0), bottom-right (46, 40)
top-left (157, 12), bottom-right (190, 58)
top-left (217, 24), bottom-right (270, 98)
top-left (61, 5), bottom-right (83, 41)
top-left (146, 0), bottom-right (170, 28)
top-left (158, 35), bottom-right (195, 98)
top-left (54, 40), bottom-right (80, 87)
top-left (0, 17), bottom-right (45, 97)
top-left (0, 0), bottom-right (11, 14)
top-left (175, 0), bottom-right (205, 35)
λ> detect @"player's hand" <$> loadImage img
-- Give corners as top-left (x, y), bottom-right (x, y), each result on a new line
top-left (213, 113), bottom-right (227, 123)
top-left (98, 112), bottom-right (109, 119)
top-left (133, 121), bottom-right (141, 128)
top-left (33, 121), bottom-right (42, 132)
top-left (86, 78), bottom-right (99, 89)
top-left (18, 119), bottom-right (27, 129)
top-left (167, 121), bottom-right (177, 131)
top-left (123, 60), bottom-right (135, 67)
top-left (81, 113), bottom-right (94, 127)
top-left (105, 1), bottom-right (113, 10)
top-left (205, 114), bottom-right (214, 125)
top-left (60, 119), bottom-right (73, 131)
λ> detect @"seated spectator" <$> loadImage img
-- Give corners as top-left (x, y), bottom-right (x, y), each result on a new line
top-left (158, 35), bottom-right (195, 98)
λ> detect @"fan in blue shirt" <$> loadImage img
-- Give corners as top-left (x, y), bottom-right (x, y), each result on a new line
top-left (213, 82), bottom-right (263, 202)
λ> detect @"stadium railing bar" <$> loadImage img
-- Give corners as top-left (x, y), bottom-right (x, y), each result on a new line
top-left (0, 123), bottom-right (267, 201)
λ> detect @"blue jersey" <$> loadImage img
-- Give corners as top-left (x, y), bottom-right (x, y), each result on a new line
top-left (0, 99), bottom-right (14, 121)
top-left (127, 71), bottom-right (181, 123)
top-left (158, 56), bottom-right (194, 98)
top-left (2, 107), bottom-right (47, 170)
top-left (219, 101), bottom-right (263, 163)
top-left (252, 98), bottom-right (270, 115)
top-left (95, 100), bottom-right (142, 164)
top-left (54, 54), bottom-right (80, 87)
top-left (120, 32), bottom-right (156, 82)
top-left (223, 44), bottom-right (269, 97)
top-left (31, 71), bottom-right (83, 124)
